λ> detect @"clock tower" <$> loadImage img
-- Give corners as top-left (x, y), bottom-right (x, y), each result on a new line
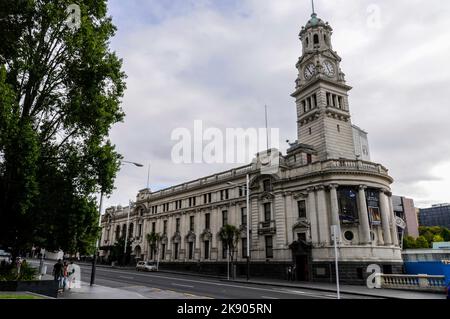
top-left (292, 10), bottom-right (356, 161)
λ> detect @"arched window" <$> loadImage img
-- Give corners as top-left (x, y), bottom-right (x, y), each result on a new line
top-left (122, 224), bottom-right (126, 238)
top-left (313, 34), bottom-right (319, 45)
top-left (306, 37), bottom-right (309, 46)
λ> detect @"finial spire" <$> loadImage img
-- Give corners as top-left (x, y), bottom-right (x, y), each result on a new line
top-left (311, 0), bottom-right (316, 14)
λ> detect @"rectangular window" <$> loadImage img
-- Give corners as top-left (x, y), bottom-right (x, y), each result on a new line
top-left (242, 239), bottom-right (248, 258)
top-left (220, 190), bottom-right (224, 201)
top-left (264, 203), bottom-right (271, 222)
top-left (298, 200), bottom-right (307, 219)
top-left (338, 187), bottom-right (359, 223)
top-left (307, 153), bottom-right (312, 164)
top-left (204, 241), bottom-right (210, 260)
top-left (297, 233), bottom-right (307, 242)
top-left (338, 96), bottom-right (343, 109)
top-left (189, 242), bottom-right (194, 260)
top-left (203, 194), bottom-right (207, 204)
top-left (208, 193), bottom-right (212, 203)
top-left (326, 92), bottom-right (331, 106)
top-left (366, 189), bottom-right (381, 225)
top-left (312, 94), bottom-right (317, 108)
top-left (302, 100), bottom-right (306, 113)
top-left (163, 220), bottom-right (167, 234)
top-left (222, 210), bottom-right (228, 226)
top-left (241, 207), bottom-right (247, 226)
top-left (161, 244), bottom-right (166, 260)
top-left (138, 224), bottom-right (142, 237)
top-left (152, 222), bottom-right (156, 233)
top-left (222, 242), bottom-right (227, 259)
top-left (176, 218), bottom-right (180, 232)
top-left (189, 198), bottom-right (192, 207)
top-left (205, 213), bottom-right (210, 229)
top-left (263, 179), bottom-right (272, 192)
top-left (307, 97), bottom-right (311, 110)
top-left (174, 243), bottom-right (179, 260)
top-left (265, 236), bottom-right (273, 259)
top-left (225, 189), bottom-right (229, 199)
top-left (190, 216), bottom-right (195, 231)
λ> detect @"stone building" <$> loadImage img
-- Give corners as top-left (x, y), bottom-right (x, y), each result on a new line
top-left (100, 10), bottom-right (403, 283)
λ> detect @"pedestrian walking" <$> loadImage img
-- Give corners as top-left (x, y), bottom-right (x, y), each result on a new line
top-left (291, 265), bottom-right (297, 281)
top-left (52, 259), bottom-right (63, 288)
top-left (62, 261), bottom-right (69, 291)
top-left (287, 266), bottom-right (292, 281)
top-left (67, 261), bottom-right (76, 290)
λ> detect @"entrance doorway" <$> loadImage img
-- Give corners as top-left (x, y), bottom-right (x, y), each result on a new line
top-left (295, 255), bottom-right (309, 281)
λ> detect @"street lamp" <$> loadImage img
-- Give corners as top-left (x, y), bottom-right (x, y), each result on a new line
top-left (227, 174), bottom-right (251, 281)
top-left (90, 160), bottom-right (144, 286)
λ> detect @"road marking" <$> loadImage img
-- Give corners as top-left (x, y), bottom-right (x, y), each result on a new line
top-left (261, 296), bottom-right (279, 299)
top-left (172, 283), bottom-right (194, 288)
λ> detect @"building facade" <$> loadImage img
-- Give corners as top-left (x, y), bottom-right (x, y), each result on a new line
top-left (419, 204), bottom-right (450, 229)
top-left (100, 11), bottom-right (403, 284)
top-left (392, 196), bottom-right (419, 239)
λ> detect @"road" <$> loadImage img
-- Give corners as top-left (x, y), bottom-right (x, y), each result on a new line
top-left (32, 260), bottom-right (376, 299)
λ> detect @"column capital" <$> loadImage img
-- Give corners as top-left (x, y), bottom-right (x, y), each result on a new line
top-left (306, 187), bottom-right (315, 193)
top-left (380, 188), bottom-right (392, 197)
top-left (315, 185), bottom-right (326, 191)
top-left (358, 185), bottom-right (367, 191)
top-left (328, 184), bottom-right (339, 190)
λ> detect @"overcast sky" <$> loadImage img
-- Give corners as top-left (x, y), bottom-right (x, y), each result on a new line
top-left (102, 0), bottom-right (450, 210)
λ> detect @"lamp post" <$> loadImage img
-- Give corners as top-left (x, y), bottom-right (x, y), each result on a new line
top-left (123, 199), bottom-right (132, 266)
top-left (90, 160), bottom-right (143, 286)
top-left (227, 173), bottom-right (251, 281)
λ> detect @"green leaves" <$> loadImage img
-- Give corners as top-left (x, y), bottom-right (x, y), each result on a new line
top-left (0, 0), bottom-right (126, 256)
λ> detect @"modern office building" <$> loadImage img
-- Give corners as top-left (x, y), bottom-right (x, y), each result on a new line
top-left (419, 204), bottom-right (450, 229)
top-left (100, 9), bottom-right (403, 284)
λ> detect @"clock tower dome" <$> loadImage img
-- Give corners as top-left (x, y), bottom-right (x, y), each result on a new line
top-left (292, 10), bottom-right (356, 161)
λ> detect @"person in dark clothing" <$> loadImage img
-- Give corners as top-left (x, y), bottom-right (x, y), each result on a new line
top-left (52, 259), bottom-right (63, 285)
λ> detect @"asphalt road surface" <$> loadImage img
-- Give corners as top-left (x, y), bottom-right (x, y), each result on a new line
top-left (33, 260), bottom-right (377, 299)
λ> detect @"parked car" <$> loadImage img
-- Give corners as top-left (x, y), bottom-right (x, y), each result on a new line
top-left (136, 261), bottom-right (157, 272)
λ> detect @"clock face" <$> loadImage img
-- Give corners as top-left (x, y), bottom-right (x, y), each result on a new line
top-left (304, 63), bottom-right (316, 80)
top-left (323, 61), bottom-right (335, 77)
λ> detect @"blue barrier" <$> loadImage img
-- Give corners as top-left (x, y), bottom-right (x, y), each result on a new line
top-left (404, 261), bottom-right (450, 285)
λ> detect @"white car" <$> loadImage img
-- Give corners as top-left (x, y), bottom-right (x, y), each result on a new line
top-left (136, 261), bottom-right (157, 272)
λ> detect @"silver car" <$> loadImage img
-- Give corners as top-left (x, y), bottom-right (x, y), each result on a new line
top-left (136, 261), bottom-right (157, 272)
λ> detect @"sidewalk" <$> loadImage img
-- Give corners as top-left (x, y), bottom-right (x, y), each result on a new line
top-left (226, 277), bottom-right (447, 299)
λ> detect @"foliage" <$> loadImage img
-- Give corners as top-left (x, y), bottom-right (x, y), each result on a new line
top-left (109, 237), bottom-right (133, 265)
top-left (403, 227), bottom-right (450, 249)
top-left (0, 0), bottom-right (126, 256)
top-left (219, 224), bottom-right (241, 262)
top-left (146, 232), bottom-right (161, 259)
top-left (0, 262), bottom-right (38, 281)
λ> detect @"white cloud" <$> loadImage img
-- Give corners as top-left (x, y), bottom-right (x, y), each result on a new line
top-left (103, 0), bottom-right (450, 210)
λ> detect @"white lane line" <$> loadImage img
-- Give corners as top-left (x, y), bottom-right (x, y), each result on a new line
top-left (172, 283), bottom-right (194, 288)
top-left (261, 296), bottom-right (279, 299)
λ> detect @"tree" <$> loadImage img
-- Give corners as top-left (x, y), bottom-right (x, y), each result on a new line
top-left (219, 224), bottom-right (240, 279)
top-left (403, 236), bottom-right (417, 249)
top-left (432, 235), bottom-right (444, 243)
top-left (0, 0), bottom-right (126, 258)
top-left (146, 232), bottom-right (161, 261)
top-left (109, 237), bottom-right (132, 265)
top-left (416, 236), bottom-right (430, 249)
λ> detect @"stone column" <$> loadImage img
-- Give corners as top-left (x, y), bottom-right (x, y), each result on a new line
top-left (379, 190), bottom-right (393, 246)
top-left (284, 193), bottom-right (294, 245)
top-left (357, 185), bottom-right (371, 244)
top-left (316, 186), bottom-right (330, 245)
top-left (195, 211), bottom-right (202, 260)
top-left (307, 187), bottom-right (319, 244)
top-left (388, 195), bottom-right (399, 246)
top-left (329, 184), bottom-right (341, 241)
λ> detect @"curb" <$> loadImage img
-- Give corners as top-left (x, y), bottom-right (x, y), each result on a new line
top-left (224, 280), bottom-right (400, 299)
